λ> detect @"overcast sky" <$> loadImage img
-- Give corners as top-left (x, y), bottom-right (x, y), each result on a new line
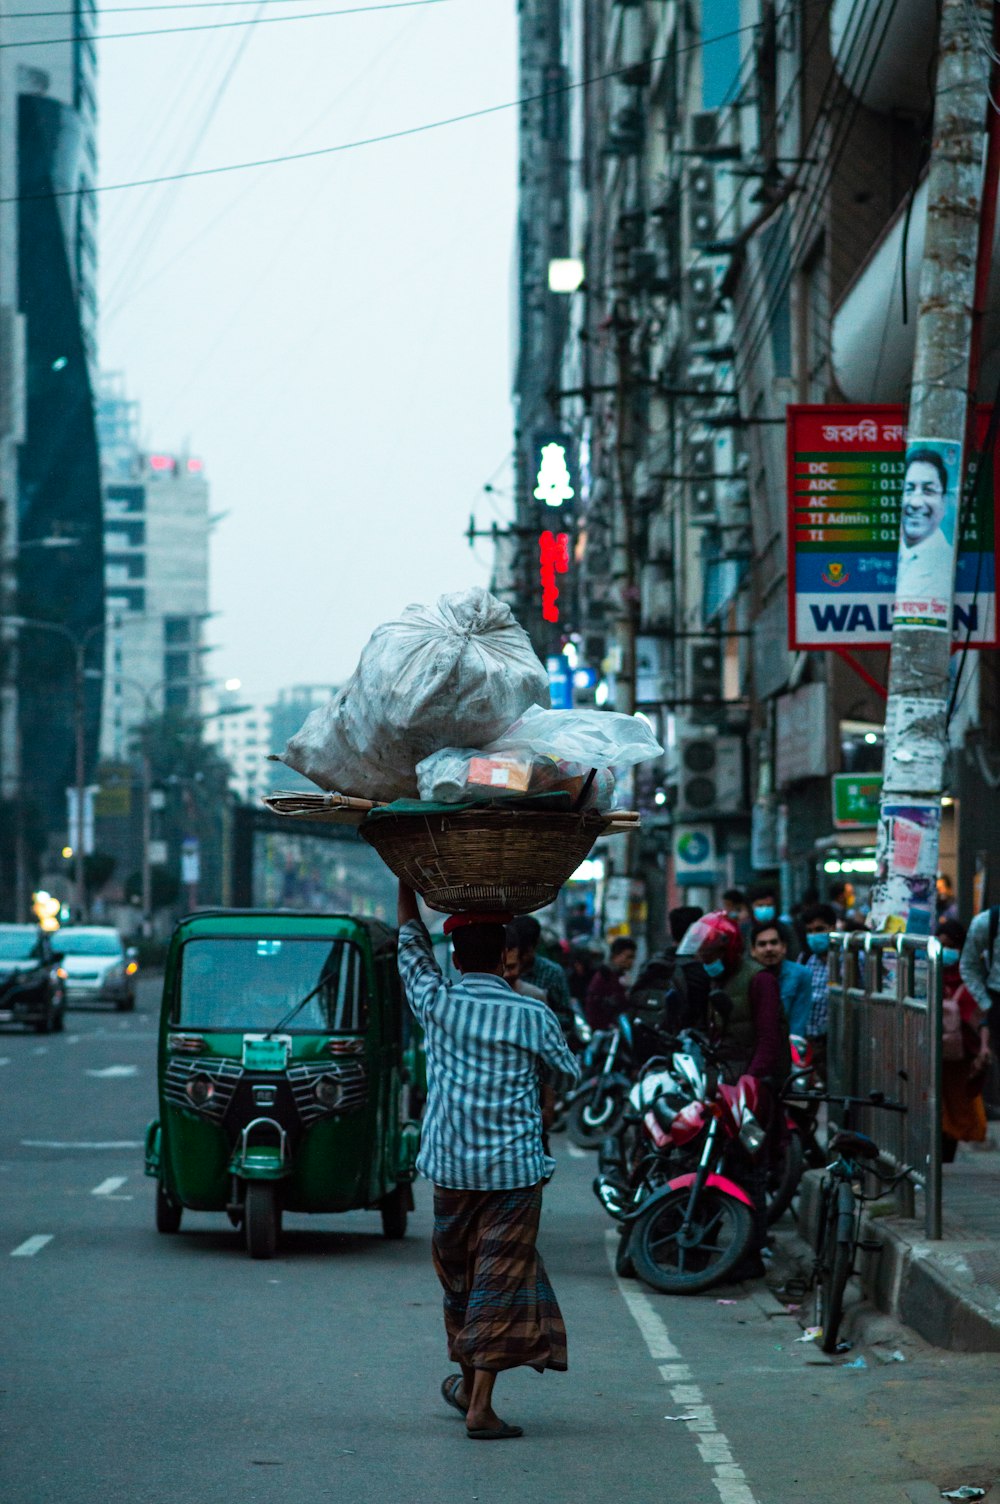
top-left (97, 0), bottom-right (517, 704)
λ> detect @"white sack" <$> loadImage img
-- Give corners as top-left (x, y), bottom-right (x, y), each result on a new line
top-left (273, 588), bottom-right (550, 799)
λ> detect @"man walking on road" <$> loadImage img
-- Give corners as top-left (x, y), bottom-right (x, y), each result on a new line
top-left (396, 882), bottom-right (580, 1440)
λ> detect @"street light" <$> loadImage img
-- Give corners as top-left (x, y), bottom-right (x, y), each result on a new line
top-left (6, 615), bottom-right (104, 921)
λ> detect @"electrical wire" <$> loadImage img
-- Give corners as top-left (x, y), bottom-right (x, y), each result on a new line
top-left (101, 5), bottom-right (268, 313)
top-left (9, 0), bottom-right (414, 12)
top-left (0, 18), bottom-right (776, 204)
top-left (1, 0), bottom-right (446, 45)
top-left (102, 0), bottom-right (422, 324)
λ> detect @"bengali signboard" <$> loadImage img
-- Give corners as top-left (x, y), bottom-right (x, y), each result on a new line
top-left (787, 405), bottom-right (998, 650)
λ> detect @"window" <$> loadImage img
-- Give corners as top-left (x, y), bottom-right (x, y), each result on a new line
top-left (164, 617), bottom-right (192, 645)
top-left (175, 938), bottom-right (366, 1032)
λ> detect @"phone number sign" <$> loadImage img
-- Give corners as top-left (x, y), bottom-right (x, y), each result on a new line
top-left (786, 405), bottom-right (998, 649)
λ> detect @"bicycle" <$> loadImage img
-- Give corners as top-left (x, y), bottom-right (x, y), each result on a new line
top-left (786, 1089), bottom-right (910, 1354)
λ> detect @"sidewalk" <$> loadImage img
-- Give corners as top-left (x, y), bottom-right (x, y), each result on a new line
top-left (799, 1141), bottom-right (1000, 1353)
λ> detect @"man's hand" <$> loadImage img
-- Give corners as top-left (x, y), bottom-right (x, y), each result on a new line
top-left (397, 880), bottom-right (420, 929)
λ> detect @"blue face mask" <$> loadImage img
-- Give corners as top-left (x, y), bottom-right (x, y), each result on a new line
top-left (704, 958), bottom-right (726, 978)
top-left (941, 946), bottom-right (960, 967)
top-left (807, 932), bottom-right (830, 955)
top-left (753, 905), bottom-right (776, 922)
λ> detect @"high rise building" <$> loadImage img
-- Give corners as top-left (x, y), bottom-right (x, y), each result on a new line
top-left (0, 0), bottom-right (104, 913)
top-left (97, 374), bottom-right (212, 761)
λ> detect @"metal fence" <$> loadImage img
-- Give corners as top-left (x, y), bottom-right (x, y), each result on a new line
top-left (826, 932), bottom-right (942, 1240)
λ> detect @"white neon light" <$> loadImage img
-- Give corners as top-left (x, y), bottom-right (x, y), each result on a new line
top-left (534, 443), bottom-right (575, 508)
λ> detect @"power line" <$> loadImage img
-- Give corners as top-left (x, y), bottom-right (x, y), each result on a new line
top-left (9, 0), bottom-right (401, 12)
top-left (1, 19), bottom-right (773, 204)
top-left (0, 0), bottom-right (446, 47)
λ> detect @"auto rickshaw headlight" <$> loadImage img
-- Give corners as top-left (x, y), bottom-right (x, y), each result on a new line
top-left (314, 1074), bottom-right (343, 1109)
top-left (185, 1073), bottom-right (215, 1107)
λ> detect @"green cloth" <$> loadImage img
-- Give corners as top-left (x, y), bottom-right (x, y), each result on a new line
top-left (363, 792), bottom-right (576, 823)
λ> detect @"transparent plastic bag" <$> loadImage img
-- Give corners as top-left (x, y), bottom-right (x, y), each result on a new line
top-left (272, 589), bottom-right (550, 799)
top-left (490, 704), bottom-right (662, 769)
top-left (416, 745), bottom-right (616, 808)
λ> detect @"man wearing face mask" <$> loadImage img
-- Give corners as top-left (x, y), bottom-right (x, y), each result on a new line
top-left (677, 912), bottom-right (790, 1277)
top-left (799, 903), bottom-right (838, 1086)
top-left (749, 888), bottom-right (780, 927)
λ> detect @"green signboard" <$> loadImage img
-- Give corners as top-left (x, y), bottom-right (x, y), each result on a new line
top-left (832, 773), bottom-right (883, 829)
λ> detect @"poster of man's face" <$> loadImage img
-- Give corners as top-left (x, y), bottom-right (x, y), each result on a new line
top-left (894, 438), bottom-right (960, 622)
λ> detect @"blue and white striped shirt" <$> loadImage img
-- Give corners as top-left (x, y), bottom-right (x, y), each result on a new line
top-left (397, 919), bottom-right (580, 1190)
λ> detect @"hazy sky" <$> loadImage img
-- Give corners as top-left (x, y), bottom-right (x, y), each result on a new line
top-left (97, 0), bottom-right (517, 704)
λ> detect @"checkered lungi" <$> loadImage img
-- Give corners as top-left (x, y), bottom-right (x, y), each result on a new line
top-left (431, 1183), bottom-right (567, 1374)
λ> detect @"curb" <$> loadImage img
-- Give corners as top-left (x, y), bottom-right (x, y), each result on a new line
top-left (797, 1170), bottom-right (1000, 1353)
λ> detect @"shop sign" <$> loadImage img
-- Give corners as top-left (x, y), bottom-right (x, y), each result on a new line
top-left (832, 772), bottom-right (883, 829)
top-left (787, 405), bottom-right (999, 649)
top-left (673, 824), bottom-right (717, 887)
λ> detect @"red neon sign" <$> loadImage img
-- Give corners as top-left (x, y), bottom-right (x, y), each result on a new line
top-left (539, 530), bottom-right (569, 622)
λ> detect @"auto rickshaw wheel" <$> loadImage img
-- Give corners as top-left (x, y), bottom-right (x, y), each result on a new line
top-left (380, 1183), bottom-right (409, 1240)
top-left (155, 1181), bottom-right (183, 1234)
top-left (245, 1181), bottom-right (280, 1259)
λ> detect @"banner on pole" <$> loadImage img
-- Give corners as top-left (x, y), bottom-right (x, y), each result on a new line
top-left (787, 405), bottom-right (999, 650)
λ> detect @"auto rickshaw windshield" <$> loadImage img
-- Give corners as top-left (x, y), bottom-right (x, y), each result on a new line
top-left (175, 937), bottom-right (366, 1032)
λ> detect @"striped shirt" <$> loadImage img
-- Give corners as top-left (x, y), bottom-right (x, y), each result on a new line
top-left (397, 919), bottom-right (580, 1190)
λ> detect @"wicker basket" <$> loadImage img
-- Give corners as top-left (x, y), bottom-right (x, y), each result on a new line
top-left (359, 805), bottom-right (626, 914)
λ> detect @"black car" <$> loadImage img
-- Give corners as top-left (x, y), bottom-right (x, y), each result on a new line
top-left (0, 925), bottom-right (67, 1033)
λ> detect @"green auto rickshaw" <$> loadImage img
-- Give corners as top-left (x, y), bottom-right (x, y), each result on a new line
top-left (145, 910), bottom-right (420, 1258)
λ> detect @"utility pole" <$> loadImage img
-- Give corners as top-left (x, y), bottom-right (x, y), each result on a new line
top-left (869, 0), bottom-right (993, 933)
top-left (611, 230), bottom-right (639, 719)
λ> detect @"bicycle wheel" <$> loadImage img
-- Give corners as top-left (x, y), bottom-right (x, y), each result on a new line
top-left (819, 1205), bottom-right (853, 1352)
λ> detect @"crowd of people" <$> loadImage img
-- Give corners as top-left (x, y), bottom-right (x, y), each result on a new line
top-left (528, 877), bottom-right (997, 1163)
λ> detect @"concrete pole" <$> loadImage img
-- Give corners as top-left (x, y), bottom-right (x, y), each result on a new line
top-left (869, 0), bottom-right (992, 934)
top-left (73, 641), bottom-right (86, 922)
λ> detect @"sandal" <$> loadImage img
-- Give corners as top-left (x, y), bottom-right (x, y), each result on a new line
top-left (466, 1421), bottom-right (523, 1441)
top-left (441, 1375), bottom-right (469, 1415)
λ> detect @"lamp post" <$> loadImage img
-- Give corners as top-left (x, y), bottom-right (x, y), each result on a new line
top-left (6, 614), bottom-right (104, 920)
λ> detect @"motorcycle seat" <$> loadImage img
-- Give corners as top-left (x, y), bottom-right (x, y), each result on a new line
top-left (829, 1129), bottom-right (879, 1161)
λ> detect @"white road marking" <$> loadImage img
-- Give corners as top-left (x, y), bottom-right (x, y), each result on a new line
top-left (92, 1176), bottom-right (128, 1196)
top-left (65, 1035), bottom-right (81, 1044)
top-left (31, 1046), bottom-right (49, 1056)
top-left (606, 1232), bottom-right (760, 1504)
top-left (85, 1065), bottom-right (139, 1078)
top-left (566, 1143), bottom-right (587, 1160)
top-left (11, 1234), bottom-right (53, 1258)
top-left (21, 1140), bottom-right (143, 1150)
top-left (0, 1057), bottom-right (10, 1066)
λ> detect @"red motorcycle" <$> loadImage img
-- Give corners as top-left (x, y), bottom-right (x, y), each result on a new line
top-left (621, 1073), bottom-right (767, 1293)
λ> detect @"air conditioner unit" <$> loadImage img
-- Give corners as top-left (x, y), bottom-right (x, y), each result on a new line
top-left (687, 165), bottom-right (715, 244)
top-left (689, 639), bottom-right (722, 701)
top-left (685, 437), bottom-right (717, 520)
top-left (684, 267), bottom-right (716, 346)
top-left (689, 110), bottom-right (719, 153)
top-left (676, 734), bottom-right (744, 818)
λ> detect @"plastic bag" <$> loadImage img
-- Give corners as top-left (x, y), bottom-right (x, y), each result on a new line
top-left (416, 745), bottom-right (616, 808)
top-left (272, 589), bottom-right (550, 800)
top-left (491, 704), bottom-right (663, 768)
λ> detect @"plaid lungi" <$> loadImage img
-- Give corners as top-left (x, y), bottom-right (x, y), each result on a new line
top-left (431, 1183), bottom-right (567, 1374)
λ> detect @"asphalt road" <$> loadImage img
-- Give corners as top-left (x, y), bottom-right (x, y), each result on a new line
top-left (1, 975), bottom-right (997, 1504)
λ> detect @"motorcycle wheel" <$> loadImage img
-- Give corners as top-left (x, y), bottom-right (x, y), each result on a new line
top-left (614, 1226), bottom-right (636, 1279)
top-left (766, 1127), bottom-right (805, 1225)
top-left (631, 1186), bottom-right (754, 1294)
top-left (567, 1089), bottom-right (624, 1149)
top-left (245, 1182), bottom-right (280, 1260)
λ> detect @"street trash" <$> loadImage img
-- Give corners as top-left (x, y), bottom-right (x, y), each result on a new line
top-left (716, 1299), bottom-right (737, 1306)
top-left (785, 1304), bottom-right (801, 1313)
top-left (664, 1415), bottom-right (698, 1422)
top-left (796, 1327), bottom-right (822, 1343)
top-left (873, 1348), bottom-right (907, 1364)
top-left (273, 589), bottom-right (550, 800)
top-left (842, 1357), bottom-right (868, 1369)
top-left (835, 1341), bottom-right (853, 1353)
top-left (416, 706), bottom-right (662, 807)
top-left (941, 1490), bottom-right (986, 1501)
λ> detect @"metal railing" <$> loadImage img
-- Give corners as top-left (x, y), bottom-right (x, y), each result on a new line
top-left (827, 932), bottom-right (942, 1240)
